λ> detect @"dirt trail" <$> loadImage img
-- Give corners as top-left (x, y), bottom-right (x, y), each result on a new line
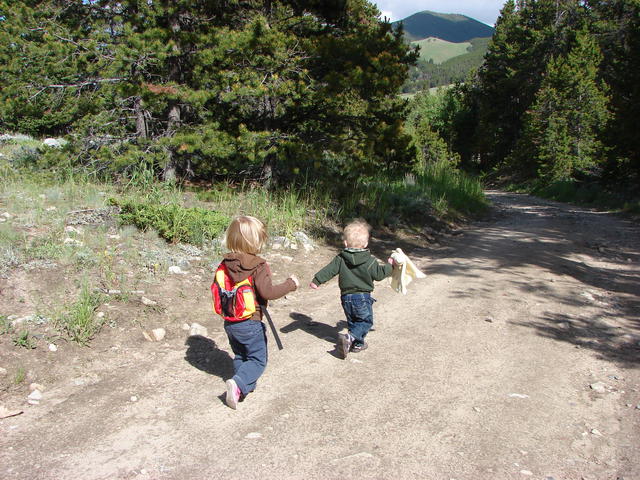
top-left (2, 191), bottom-right (639, 480)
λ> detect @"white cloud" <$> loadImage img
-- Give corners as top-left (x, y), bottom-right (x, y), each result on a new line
top-left (379, 10), bottom-right (394, 21)
top-left (370, 0), bottom-right (507, 26)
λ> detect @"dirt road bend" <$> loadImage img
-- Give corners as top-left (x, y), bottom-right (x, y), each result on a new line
top-left (1, 191), bottom-right (639, 480)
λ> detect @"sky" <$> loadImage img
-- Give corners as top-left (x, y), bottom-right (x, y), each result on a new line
top-left (369, 0), bottom-right (507, 26)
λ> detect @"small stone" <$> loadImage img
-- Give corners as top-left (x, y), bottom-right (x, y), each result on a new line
top-left (508, 393), bottom-right (529, 399)
top-left (27, 399), bottom-right (40, 405)
top-left (108, 234), bottom-right (121, 240)
top-left (485, 317), bottom-right (494, 323)
top-left (46, 206), bottom-right (57, 211)
top-left (141, 297), bottom-right (157, 306)
top-left (1, 212), bottom-right (12, 219)
top-left (281, 255), bottom-right (294, 262)
top-left (29, 383), bottom-right (45, 392)
top-left (245, 432), bottom-right (262, 439)
top-left (626, 403), bottom-right (632, 407)
top-left (64, 226), bottom-right (82, 234)
top-left (473, 407), bottom-right (481, 412)
top-left (48, 344), bottom-right (58, 352)
top-left (520, 471), bottom-right (533, 476)
top-left (63, 237), bottom-right (83, 246)
top-left (96, 312), bottom-right (105, 318)
top-left (0, 367), bottom-right (7, 376)
top-left (130, 396), bottom-right (138, 402)
top-left (182, 323), bottom-right (190, 331)
top-left (168, 265), bottom-right (186, 275)
top-left (107, 289), bottom-right (121, 295)
top-left (591, 428), bottom-right (603, 436)
top-left (189, 323), bottom-right (208, 337)
top-left (28, 390), bottom-right (43, 401)
top-left (590, 382), bottom-right (607, 393)
top-left (151, 328), bottom-right (166, 341)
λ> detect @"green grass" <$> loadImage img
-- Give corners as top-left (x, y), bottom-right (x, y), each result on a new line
top-left (412, 37), bottom-right (472, 64)
top-left (55, 280), bottom-right (105, 345)
top-left (12, 330), bottom-right (37, 349)
top-left (341, 160), bottom-right (488, 226)
top-left (195, 185), bottom-right (333, 238)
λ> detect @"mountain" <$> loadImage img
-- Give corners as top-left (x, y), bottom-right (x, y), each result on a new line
top-left (392, 10), bottom-right (495, 43)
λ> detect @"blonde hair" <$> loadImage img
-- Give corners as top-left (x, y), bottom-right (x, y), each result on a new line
top-left (343, 219), bottom-right (370, 248)
top-left (224, 215), bottom-right (267, 254)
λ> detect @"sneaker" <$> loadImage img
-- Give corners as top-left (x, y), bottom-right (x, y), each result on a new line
top-left (225, 379), bottom-right (241, 409)
top-left (339, 333), bottom-right (352, 359)
top-left (351, 341), bottom-right (368, 352)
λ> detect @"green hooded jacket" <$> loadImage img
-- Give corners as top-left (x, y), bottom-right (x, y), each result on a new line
top-left (312, 248), bottom-right (392, 294)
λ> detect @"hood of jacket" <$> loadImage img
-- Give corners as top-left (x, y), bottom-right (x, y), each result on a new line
top-left (339, 248), bottom-right (372, 267)
top-left (222, 252), bottom-right (265, 283)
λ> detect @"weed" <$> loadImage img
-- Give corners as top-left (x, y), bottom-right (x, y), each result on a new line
top-left (55, 281), bottom-right (105, 345)
top-left (13, 330), bottom-right (37, 349)
top-left (0, 315), bottom-right (13, 335)
top-left (14, 367), bottom-right (26, 384)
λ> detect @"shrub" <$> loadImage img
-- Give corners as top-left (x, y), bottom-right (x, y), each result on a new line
top-left (110, 198), bottom-right (230, 245)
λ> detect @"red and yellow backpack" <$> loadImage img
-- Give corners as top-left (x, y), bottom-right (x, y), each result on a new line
top-left (211, 263), bottom-right (258, 321)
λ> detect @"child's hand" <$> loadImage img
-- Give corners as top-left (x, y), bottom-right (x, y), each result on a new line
top-left (388, 257), bottom-right (395, 265)
top-left (309, 282), bottom-right (319, 290)
top-left (289, 274), bottom-right (300, 288)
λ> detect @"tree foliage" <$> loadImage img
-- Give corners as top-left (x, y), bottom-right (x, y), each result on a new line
top-left (0, 0), bottom-right (418, 185)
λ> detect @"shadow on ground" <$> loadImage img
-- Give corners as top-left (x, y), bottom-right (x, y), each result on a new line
top-left (427, 192), bottom-right (640, 366)
top-left (184, 335), bottom-right (234, 378)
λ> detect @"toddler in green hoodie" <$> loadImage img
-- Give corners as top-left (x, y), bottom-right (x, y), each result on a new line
top-left (309, 219), bottom-right (393, 358)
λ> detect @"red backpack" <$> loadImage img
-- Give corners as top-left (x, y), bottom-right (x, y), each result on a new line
top-left (211, 263), bottom-right (258, 321)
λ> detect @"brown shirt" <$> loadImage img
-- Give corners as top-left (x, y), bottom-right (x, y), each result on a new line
top-left (222, 252), bottom-right (296, 321)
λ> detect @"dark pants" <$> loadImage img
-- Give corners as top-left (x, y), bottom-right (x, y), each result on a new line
top-left (224, 319), bottom-right (268, 396)
top-left (341, 293), bottom-right (375, 344)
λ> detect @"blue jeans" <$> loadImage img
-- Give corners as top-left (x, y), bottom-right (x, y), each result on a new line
top-left (224, 320), bottom-right (268, 396)
top-left (341, 293), bottom-right (375, 344)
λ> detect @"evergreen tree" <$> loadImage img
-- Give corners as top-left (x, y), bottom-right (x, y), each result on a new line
top-left (0, 0), bottom-right (417, 185)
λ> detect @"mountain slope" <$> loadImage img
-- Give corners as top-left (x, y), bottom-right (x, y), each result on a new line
top-left (393, 10), bottom-right (495, 43)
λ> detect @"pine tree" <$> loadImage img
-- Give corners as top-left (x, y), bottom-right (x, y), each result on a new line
top-left (515, 27), bottom-right (609, 181)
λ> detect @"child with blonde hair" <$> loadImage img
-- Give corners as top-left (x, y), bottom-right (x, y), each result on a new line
top-left (309, 219), bottom-right (393, 358)
top-left (215, 215), bottom-right (298, 409)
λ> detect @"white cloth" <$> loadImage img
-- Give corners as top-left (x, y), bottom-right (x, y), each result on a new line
top-left (390, 248), bottom-right (426, 295)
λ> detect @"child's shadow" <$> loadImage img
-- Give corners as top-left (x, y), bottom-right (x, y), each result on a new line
top-left (184, 335), bottom-right (234, 379)
top-left (281, 312), bottom-right (347, 359)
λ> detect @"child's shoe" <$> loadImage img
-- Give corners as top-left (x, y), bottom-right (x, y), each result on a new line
top-left (351, 341), bottom-right (368, 352)
top-left (338, 333), bottom-right (353, 359)
top-left (225, 379), bottom-right (241, 409)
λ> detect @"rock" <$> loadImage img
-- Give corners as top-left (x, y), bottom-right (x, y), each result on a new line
top-left (294, 231), bottom-right (314, 251)
top-left (28, 390), bottom-right (43, 401)
top-left (591, 428), bottom-right (603, 436)
top-left (151, 328), bottom-right (166, 341)
top-left (130, 395), bottom-right (138, 402)
top-left (508, 393), bottom-right (529, 399)
top-left (168, 265), bottom-right (187, 275)
top-left (63, 237), bottom-right (84, 246)
top-left (29, 383), bottom-right (44, 392)
top-left (520, 471), bottom-right (533, 476)
top-left (245, 432), bottom-right (262, 439)
top-left (189, 323), bottom-right (208, 337)
top-left (96, 312), bottom-right (105, 318)
top-left (46, 206), bottom-right (56, 211)
top-left (270, 236), bottom-right (290, 250)
top-left (43, 138), bottom-right (66, 148)
top-left (182, 323), bottom-right (190, 331)
top-left (64, 226), bottom-right (83, 234)
top-left (141, 297), bottom-right (157, 306)
top-left (0, 406), bottom-right (23, 419)
top-left (0, 367), bottom-right (7, 376)
top-left (1, 212), bottom-right (12, 219)
top-left (590, 382), bottom-right (607, 393)
top-left (485, 317), bottom-right (494, 323)
top-left (48, 344), bottom-right (58, 352)
top-left (178, 259), bottom-right (191, 271)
